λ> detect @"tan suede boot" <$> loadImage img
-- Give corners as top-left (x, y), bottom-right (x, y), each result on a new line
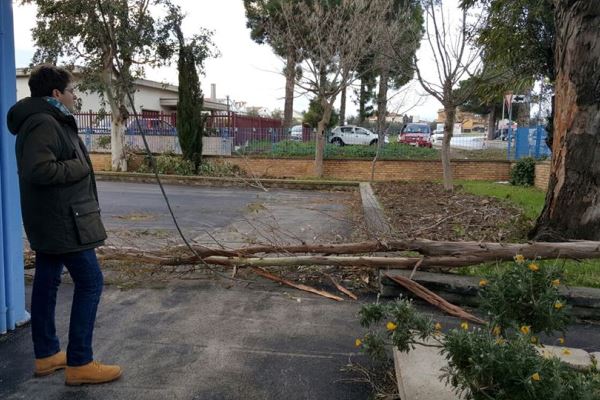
top-left (34, 351), bottom-right (67, 377)
top-left (65, 360), bottom-right (122, 386)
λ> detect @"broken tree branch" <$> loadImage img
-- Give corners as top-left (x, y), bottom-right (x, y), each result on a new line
top-left (384, 273), bottom-right (485, 325)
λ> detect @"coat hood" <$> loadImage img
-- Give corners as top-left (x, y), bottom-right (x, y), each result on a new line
top-left (7, 97), bottom-right (75, 135)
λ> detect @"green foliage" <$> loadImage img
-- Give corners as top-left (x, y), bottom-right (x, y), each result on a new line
top-left (461, 0), bottom-right (555, 81)
top-left (171, 6), bottom-right (211, 170)
top-left (510, 157), bottom-right (536, 186)
top-left (479, 259), bottom-right (571, 335)
top-left (236, 140), bottom-right (440, 160)
top-left (357, 259), bottom-right (600, 399)
top-left (303, 98), bottom-right (339, 129)
top-left (96, 135), bottom-right (111, 149)
top-left (358, 298), bottom-right (436, 356)
top-left (443, 328), bottom-right (600, 400)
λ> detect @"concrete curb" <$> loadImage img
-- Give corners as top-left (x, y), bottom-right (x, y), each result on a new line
top-left (95, 171), bottom-right (360, 191)
top-left (359, 182), bottom-right (393, 238)
top-left (380, 270), bottom-right (600, 320)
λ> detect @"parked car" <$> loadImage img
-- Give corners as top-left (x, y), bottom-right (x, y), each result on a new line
top-left (81, 118), bottom-right (176, 136)
top-left (328, 125), bottom-right (381, 146)
top-left (288, 124), bottom-right (305, 141)
top-left (398, 123), bottom-right (432, 148)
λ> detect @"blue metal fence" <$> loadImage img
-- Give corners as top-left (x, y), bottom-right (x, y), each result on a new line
top-left (509, 125), bottom-right (551, 160)
top-left (0, 0), bottom-right (29, 334)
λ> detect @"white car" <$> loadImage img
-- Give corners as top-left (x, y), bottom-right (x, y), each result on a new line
top-left (329, 125), bottom-right (383, 146)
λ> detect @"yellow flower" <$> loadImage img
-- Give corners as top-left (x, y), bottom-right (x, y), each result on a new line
top-left (460, 322), bottom-right (469, 331)
top-left (495, 338), bottom-right (505, 345)
top-left (558, 337), bottom-right (565, 345)
top-left (355, 338), bottom-right (362, 347)
top-left (531, 372), bottom-right (541, 381)
top-left (434, 322), bottom-right (442, 331)
top-left (562, 348), bottom-right (572, 356)
top-left (479, 279), bottom-right (489, 287)
top-left (492, 326), bottom-right (502, 336)
top-left (386, 321), bottom-right (398, 331)
top-left (514, 254), bottom-right (525, 264)
top-left (528, 263), bottom-right (540, 272)
top-left (520, 325), bottom-right (531, 335)
top-left (554, 301), bottom-right (564, 310)
top-left (531, 336), bottom-right (538, 344)
top-left (552, 279), bottom-right (561, 287)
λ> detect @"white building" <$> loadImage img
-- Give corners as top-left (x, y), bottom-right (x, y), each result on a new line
top-left (16, 68), bottom-right (227, 114)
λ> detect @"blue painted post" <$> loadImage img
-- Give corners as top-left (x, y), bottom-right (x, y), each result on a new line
top-left (0, 0), bottom-right (29, 334)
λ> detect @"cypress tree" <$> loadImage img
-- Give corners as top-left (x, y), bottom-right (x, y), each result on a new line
top-left (176, 32), bottom-right (205, 171)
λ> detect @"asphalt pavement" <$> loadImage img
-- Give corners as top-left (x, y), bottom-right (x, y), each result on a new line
top-left (95, 181), bottom-right (358, 249)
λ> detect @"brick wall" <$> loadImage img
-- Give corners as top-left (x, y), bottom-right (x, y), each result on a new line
top-left (90, 153), bottom-right (512, 182)
top-left (535, 161), bottom-right (551, 191)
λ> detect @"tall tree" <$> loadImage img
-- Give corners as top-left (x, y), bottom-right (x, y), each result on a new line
top-left (529, 1), bottom-right (600, 241)
top-left (25, 0), bottom-right (182, 171)
top-left (374, 0), bottom-right (423, 141)
top-left (266, 0), bottom-right (392, 177)
top-left (169, 6), bottom-right (214, 172)
top-left (244, 0), bottom-right (302, 131)
top-left (414, 0), bottom-right (484, 190)
top-left (461, 0), bottom-right (554, 140)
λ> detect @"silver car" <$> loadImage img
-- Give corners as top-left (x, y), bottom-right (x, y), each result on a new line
top-left (329, 125), bottom-right (381, 146)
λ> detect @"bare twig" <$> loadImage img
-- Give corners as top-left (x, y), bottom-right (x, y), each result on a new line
top-left (250, 267), bottom-right (344, 301)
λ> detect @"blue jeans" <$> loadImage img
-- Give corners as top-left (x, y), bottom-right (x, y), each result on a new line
top-left (31, 249), bottom-right (103, 366)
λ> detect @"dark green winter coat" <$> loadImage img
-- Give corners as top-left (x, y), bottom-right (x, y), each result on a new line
top-left (7, 97), bottom-right (107, 254)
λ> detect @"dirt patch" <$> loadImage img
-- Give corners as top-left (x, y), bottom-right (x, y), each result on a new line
top-left (373, 182), bottom-right (532, 242)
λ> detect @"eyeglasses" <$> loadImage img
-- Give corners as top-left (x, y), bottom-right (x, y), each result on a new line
top-left (64, 87), bottom-right (76, 94)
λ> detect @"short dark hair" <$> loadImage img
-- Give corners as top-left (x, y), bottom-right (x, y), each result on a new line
top-left (28, 64), bottom-right (73, 97)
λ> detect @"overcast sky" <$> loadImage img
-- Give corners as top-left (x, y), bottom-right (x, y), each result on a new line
top-left (11, 0), bottom-right (467, 121)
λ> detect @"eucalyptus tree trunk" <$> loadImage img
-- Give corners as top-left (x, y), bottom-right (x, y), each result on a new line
top-left (530, 1), bottom-right (600, 240)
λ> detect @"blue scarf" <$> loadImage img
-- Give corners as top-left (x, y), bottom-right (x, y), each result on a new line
top-left (43, 96), bottom-right (72, 117)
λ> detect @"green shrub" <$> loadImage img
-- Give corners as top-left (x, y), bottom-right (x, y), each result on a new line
top-left (135, 154), bottom-right (244, 177)
top-left (479, 257), bottom-right (571, 335)
top-left (357, 259), bottom-right (600, 400)
top-left (510, 157), bottom-right (536, 186)
top-left (136, 154), bottom-right (196, 175)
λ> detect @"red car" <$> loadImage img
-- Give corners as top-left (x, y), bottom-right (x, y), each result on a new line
top-left (398, 123), bottom-right (432, 148)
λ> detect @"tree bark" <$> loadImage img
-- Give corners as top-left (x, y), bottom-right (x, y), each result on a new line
top-left (101, 63), bottom-right (127, 172)
top-left (339, 86), bottom-right (346, 126)
top-left (530, 1), bottom-right (600, 241)
top-left (358, 79), bottom-right (367, 124)
top-left (442, 104), bottom-right (456, 191)
top-left (90, 239), bottom-right (600, 268)
top-left (283, 49), bottom-right (296, 131)
top-left (487, 105), bottom-right (496, 140)
top-left (371, 69), bottom-right (389, 181)
top-left (314, 98), bottom-right (333, 177)
top-left (376, 69), bottom-right (389, 137)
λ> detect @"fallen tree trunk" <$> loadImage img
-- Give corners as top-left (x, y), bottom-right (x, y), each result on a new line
top-left (93, 239), bottom-right (600, 265)
top-left (22, 240), bottom-right (600, 272)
